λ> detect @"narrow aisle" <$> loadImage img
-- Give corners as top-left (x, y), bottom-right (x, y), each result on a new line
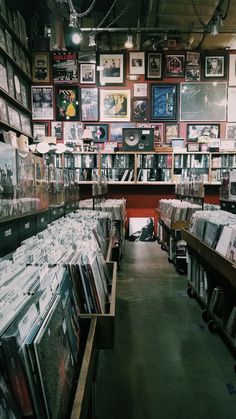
top-left (98, 242), bottom-right (236, 419)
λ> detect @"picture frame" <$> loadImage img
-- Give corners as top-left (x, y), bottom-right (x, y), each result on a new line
top-left (100, 89), bottom-right (131, 122)
top-left (0, 96), bottom-right (8, 124)
top-left (55, 86), bottom-right (79, 121)
top-left (84, 124), bottom-right (108, 142)
top-left (186, 124), bottom-right (220, 142)
top-left (129, 52), bottom-right (145, 75)
top-left (187, 143), bottom-right (200, 152)
top-left (80, 63), bottom-right (96, 84)
top-left (226, 123), bottom-right (236, 139)
top-left (133, 82), bottom-right (148, 97)
top-left (20, 114), bottom-right (32, 136)
top-left (32, 52), bottom-right (50, 83)
top-left (32, 86), bottom-right (54, 120)
top-left (229, 54), bottom-right (236, 86)
top-left (150, 123), bottom-right (163, 145)
top-left (110, 123), bottom-right (135, 141)
top-left (146, 52), bottom-right (162, 79)
top-left (164, 54), bottom-right (185, 77)
top-left (185, 66), bottom-right (201, 81)
top-left (8, 105), bottom-right (21, 130)
top-left (132, 99), bottom-right (148, 122)
top-left (165, 123), bottom-right (179, 144)
top-left (98, 53), bottom-right (124, 85)
top-left (186, 51), bottom-right (201, 67)
top-left (81, 87), bottom-right (98, 122)
top-left (228, 87), bottom-right (236, 122)
top-left (51, 121), bottom-right (63, 141)
top-left (180, 82), bottom-right (227, 121)
top-left (63, 121), bottom-right (83, 147)
top-left (204, 54), bottom-right (226, 78)
top-left (150, 84), bottom-right (178, 121)
top-left (33, 122), bottom-right (49, 141)
top-left (52, 52), bottom-right (78, 84)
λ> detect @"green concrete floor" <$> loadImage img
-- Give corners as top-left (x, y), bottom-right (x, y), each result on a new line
top-left (97, 241), bottom-right (236, 419)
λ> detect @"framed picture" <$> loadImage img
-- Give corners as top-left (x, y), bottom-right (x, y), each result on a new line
top-left (229, 54), bottom-right (236, 86)
top-left (165, 123), bottom-right (179, 144)
top-left (98, 53), bottom-right (124, 85)
top-left (33, 122), bottom-right (48, 141)
top-left (180, 82), bottom-right (227, 121)
top-left (187, 143), bottom-right (200, 152)
top-left (129, 52), bottom-right (145, 75)
top-left (133, 83), bottom-right (148, 97)
top-left (186, 51), bottom-right (201, 66)
top-left (150, 123), bottom-right (163, 145)
top-left (32, 52), bottom-right (50, 83)
top-left (150, 84), bottom-right (178, 121)
top-left (228, 87), bottom-right (236, 122)
top-left (8, 105), bottom-right (21, 130)
top-left (204, 54), bottom-right (226, 78)
top-left (100, 89), bottom-right (131, 122)
top-left (185, 67), bottom-right (201, 81)
top-left (132, 99), bottom-right (148, 122)
top-left (226, 123), bottom-right (236, 139)
top-left (32, 86), bottom-right (54, 120)
top-left (51, 121), bottom-right (63, 141)
top-left (81, 87), bottom-right (98, 122)
top-left (20, 114), bottom-right (32, 136)
top-left (55, 86), bottom-right (79, 120)
top-left (6, 61), bottom-right (14, 98)
top-left (164, 54), bottom-right (185, 77)
top-left (52, 52), bottom-right (78, 83)
top-left (0, 96), bottom-right (8, 124)
top-left (186, 124), bottom-right (220, 142)
top-left (146, 52), bottom-right (162, 79)
top-left (110, 123), bottom-right (135, 141)
top-left (63, 121), bottom-right (83, 147)
top-left (80, 63), bottom-right (96, 84)
top-left (84, 124), bottom-right (108, 142)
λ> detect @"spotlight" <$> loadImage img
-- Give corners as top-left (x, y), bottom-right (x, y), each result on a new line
top-left (211, 23), bottom-right (219, 36)
top-left (89, 33), bottom-right (96, 47)
top-left (72, 30), bottom-right (82, 44)
top-left (125, 35), bottom-right (133, 49)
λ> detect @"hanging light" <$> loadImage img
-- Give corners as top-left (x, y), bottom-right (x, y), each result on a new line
top-left (89, 33), bottom-right (96, 47)
top-left (72, 29), bottom-right (82, 44)
top-left (211, 22), bottom-right (219, 36)
top-left (125, 34), bottom-right (133, 49)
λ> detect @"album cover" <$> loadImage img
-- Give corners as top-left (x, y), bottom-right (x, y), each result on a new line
top-left (0, 143), bottom-right (17, 199)
top-left (33, 296), bottom-right (76, 419)
top-left (0, 96), bottom-right (8, 124)
top-left (129, 217), bottom-right (154, 241)
top-left (52, 52), bottom-right (78, 83)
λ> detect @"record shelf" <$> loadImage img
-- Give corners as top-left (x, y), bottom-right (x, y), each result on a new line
top-left (182, 228), bottom-right (236, 367)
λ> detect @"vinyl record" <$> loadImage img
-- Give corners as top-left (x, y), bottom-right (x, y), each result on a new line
top-left (124, 131), bottom-right (139, 147)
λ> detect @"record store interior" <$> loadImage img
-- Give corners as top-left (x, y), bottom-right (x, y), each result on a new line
top-left (1, 0), bottom-right (236, 418)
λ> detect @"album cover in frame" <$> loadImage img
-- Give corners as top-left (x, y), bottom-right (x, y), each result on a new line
top-left (32, 86), bottom-right (54, 120)
top-left (146, 52), bottom-right (162, 79)
top-left (165, 123), bottom-right (179, 144)
top-left (129, 52), bottom-right (145, 75)
top-left (52, 52), bottom-right (78, 84)
top-left (81, 87), bottom-right (98, 122)
top-left (98, 53), bottom-right (124, 85)
top-left (32, 52), bottom-right (50, 83)
top-left (151, 84), bottom-right (178, 121)
top-left (100, 89), bottom-right (131, 122)
top-left (164, 54), bottom-right (185, 77)
top-left (132, 99), bottom-right (148, 122)
top-left (55, 86), bottom-right (79, 121)
top-left (84, 124), bottom-right (108, 142)
top-left (186, 124), bottom-right (220, 142)
top-left (80, 63), bottom-right (96, 84)
top-left (203, 54), bottom-right (226, 79)
top-left (33, 122), bottom-right (48, 141)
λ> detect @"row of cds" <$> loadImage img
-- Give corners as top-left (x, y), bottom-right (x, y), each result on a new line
top-left (190, 209), bottom-right (236, 262)
top-left (0, 208), bottom-right (115, 418)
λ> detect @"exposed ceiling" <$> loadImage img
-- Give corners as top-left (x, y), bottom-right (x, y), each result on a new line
top-left (16, 0), bottom-right (236, 51)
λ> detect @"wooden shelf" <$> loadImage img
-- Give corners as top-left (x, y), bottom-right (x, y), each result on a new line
top-left (182, 229), bottom-right (236, 287)
top-left (156, 209), bottom-right (190, 230)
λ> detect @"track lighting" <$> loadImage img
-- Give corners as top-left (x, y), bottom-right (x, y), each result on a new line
top-left (89, 33), bottom-right (96, 47)
top-left (211, 22), bottom-right (219, 36)
top-left (125, 35), bottom-right (133, 49)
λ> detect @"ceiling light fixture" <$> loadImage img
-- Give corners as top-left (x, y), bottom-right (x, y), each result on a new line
top-left (71, 29), bottom-right (82, 44)
top-left (125, 34), bottom-right (133, 49)
top-left (89, 33), bottom-right (96, 47)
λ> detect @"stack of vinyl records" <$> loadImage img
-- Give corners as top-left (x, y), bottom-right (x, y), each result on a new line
top-left (159, 199), bottom-right (202, 222)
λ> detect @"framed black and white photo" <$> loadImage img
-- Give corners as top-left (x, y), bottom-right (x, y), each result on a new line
top-left (51, 121), bottom-right (63, 141)
top-left (132, 99), bottom-right (148, 122)
top-left (186, 124), bottom-right (220, 142)
top-left (226, 123), bottom-right (236, 139)
top-left (0, 96), bottom-right (8, 124)
top-left (98, 53), bottom-right (124, 85)
top-left (229, 54), bottom-right (236, 86)
top-left (180, 82), bottom-right (227, 121)
top-left (164, 54), bottom-right (185, 77)
top-left (8, 105), bottom-right (21, 129)
top-left (84, 124), bottom-right (108, 142)
top-left (150, 123), bottom-right (163, 145)
top-left (204, 54), bottom-right (226, 78)
top-left (100, 89), bottom-right (131, 122)
top-left (185, 67), bottom-right (201, 81)
top-left (32, 52), bottom-right (50, 83)
top-left (146, 52), bottom-right (162, 79)
top-left (52, 52), bottom-right (78, 83)
top-left (129, 52), bottom-right (145, 75)
top-left (33, 122), bottom-right (48, 141)
top-left (32, 86), bottom-right (54, 120)
top-left (186, 51), bottom-right (201, 67)
top-left (80, 63), bottom-right (96, 84)
top-left (133, 82), bottom-right (148, 97)
top-left (63, 121), bottom-right (83, 147)
top-left (81, 87), bottom-right (98, 122)
top-left (20, 114), bottom-right (32, 136)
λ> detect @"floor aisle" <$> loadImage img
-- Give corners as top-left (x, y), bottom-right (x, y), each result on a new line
top-left (98, 241), bottom-right (236, 419)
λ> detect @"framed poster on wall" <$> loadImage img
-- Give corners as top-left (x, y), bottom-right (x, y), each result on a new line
top-left (81, 87), bottom-right (98, 122)
top-left (100, 89), bottom-right (131, 122)
top-left (150, 84), bottom-right (178, 121)
top-left (55, 87), bottom-right (79, 120)
top-left (146, 52), bottom-right (162, 79)
top-left (32, 52), bottom-right (50, 83)
top-left (31, 86), bottom-right (54, 120)
top-left (98, 53), bottom-right (124, 85)
top-left (180, 82), bottom-right (227, 121)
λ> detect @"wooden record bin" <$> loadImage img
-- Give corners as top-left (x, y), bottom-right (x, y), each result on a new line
top-left (71, 260), bottom-right (117, 419)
